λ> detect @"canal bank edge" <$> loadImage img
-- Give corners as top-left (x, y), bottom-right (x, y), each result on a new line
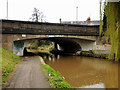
top-left (76, 45), bottom-right (115, 61)
top-left (79, 51), bottom-right (108, 59)
top-left (39, 56), bottom-right (46, 65)
top-left (39, 56), bottom-right (74, 88)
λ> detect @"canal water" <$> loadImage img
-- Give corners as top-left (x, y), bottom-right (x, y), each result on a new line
top-left (43, 55), bottom-right (119, 88)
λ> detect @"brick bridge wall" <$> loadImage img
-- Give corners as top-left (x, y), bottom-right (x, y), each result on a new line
top-left (1, 20), bottom-right (99, 36)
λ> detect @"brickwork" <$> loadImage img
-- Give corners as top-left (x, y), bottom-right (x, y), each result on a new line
top-left (1, 20), bottom-right (99, 36)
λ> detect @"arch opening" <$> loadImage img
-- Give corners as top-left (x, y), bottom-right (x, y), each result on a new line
top-left (42, 38), bottom-right (82, 55)
top-left (23, 47), bottom-right (36, 56)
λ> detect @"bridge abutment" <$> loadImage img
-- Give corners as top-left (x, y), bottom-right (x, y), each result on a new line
top-left (72, 39), bottom-right (96, 51)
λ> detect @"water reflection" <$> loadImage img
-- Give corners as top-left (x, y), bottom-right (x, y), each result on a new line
top-left (57, 55), bottom-right (60, 59)
top-left (44, 56), bottom-right (118, 88)
top-left (80, 83), bottom-right (105, 88)
top-left (42, 54), bottom-right (61, 61)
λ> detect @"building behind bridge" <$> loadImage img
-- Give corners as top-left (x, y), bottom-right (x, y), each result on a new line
top-left (61, 17), bottom-right (99, 26)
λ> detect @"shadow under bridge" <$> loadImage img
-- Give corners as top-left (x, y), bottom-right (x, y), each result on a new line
top-left (42, 37), bottom-right (82, 54)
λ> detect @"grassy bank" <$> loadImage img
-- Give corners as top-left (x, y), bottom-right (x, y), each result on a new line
top-left (41, 64), bottom-right (74, 89)
top-left (1, 48), bottom-right (20, 86)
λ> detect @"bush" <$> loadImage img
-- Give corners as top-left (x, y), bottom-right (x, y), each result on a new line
top-left (49, 46), bottom-right (54, 51)
top-left (27, 46), bottom-right (38, 49)
top-left (40, 44), bottom-right (49, 48)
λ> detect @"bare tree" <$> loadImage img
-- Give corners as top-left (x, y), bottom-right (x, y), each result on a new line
top-left (29, 8), bottom-right (46, 22)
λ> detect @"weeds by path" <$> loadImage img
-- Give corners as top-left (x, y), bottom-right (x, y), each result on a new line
top-left (1, 48), bottom-right (20, 86)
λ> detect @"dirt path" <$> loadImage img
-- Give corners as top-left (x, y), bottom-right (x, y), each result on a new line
top-left (6, 56), bottom-right (50, 88)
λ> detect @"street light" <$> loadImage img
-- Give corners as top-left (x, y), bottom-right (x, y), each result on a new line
top-left (7, 0), bottom-right (8, 19)
top-left (76, 6), bottom-right (78, 22)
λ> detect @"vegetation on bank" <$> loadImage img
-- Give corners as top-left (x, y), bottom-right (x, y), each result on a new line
top-left (27, 40), bottom-right (54, 50)
top-left (41, 64), bottom-right (74, 89)
top-left (27, 44), bottom-right (54, 55)
top-left (100, 1), bottom-right (120, 61)
top-left (1, 48), bottom-right (20, 86)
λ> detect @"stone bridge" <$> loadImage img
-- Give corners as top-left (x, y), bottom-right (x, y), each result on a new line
top-left (0, 20), bottom-right (103, 56)
top-left (1, 19), bottom-right (99, 36)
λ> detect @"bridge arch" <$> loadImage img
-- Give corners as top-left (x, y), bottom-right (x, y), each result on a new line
top-left (13, 37), bottom-right (83, 56)
top-left (12, 36), bottom-right (96, 56)
top-left (42, 38), bottom-right (82, 53)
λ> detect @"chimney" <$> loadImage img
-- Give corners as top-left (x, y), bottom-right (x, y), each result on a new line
top-left (87, 17), bottom-right (90, 23)
top-left (59, 18), bottom-right (61, 23)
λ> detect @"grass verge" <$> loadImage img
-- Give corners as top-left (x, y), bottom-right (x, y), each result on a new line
top-left (1, 48), bottom-right (21, 86)
top-left (41, 64), bottom-right (75, 89)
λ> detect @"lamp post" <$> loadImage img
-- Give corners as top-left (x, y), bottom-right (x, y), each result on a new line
top-left (76, 6), bottom-right (78, 23)
top-left (7, 0), bottom-right (8, 19)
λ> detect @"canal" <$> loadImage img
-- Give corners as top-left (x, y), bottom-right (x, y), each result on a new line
top-left (43, 55), bottom-right (118, 88)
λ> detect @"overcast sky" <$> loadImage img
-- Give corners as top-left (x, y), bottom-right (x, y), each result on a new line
top-left (0, 0), bottom-right (101, 23)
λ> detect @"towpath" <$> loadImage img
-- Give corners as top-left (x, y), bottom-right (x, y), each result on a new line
top-left (6, 56), bottom-right (50, 88)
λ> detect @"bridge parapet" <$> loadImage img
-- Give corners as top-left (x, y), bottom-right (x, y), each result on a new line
top-left (1, 20), bottom-right (99, 36)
